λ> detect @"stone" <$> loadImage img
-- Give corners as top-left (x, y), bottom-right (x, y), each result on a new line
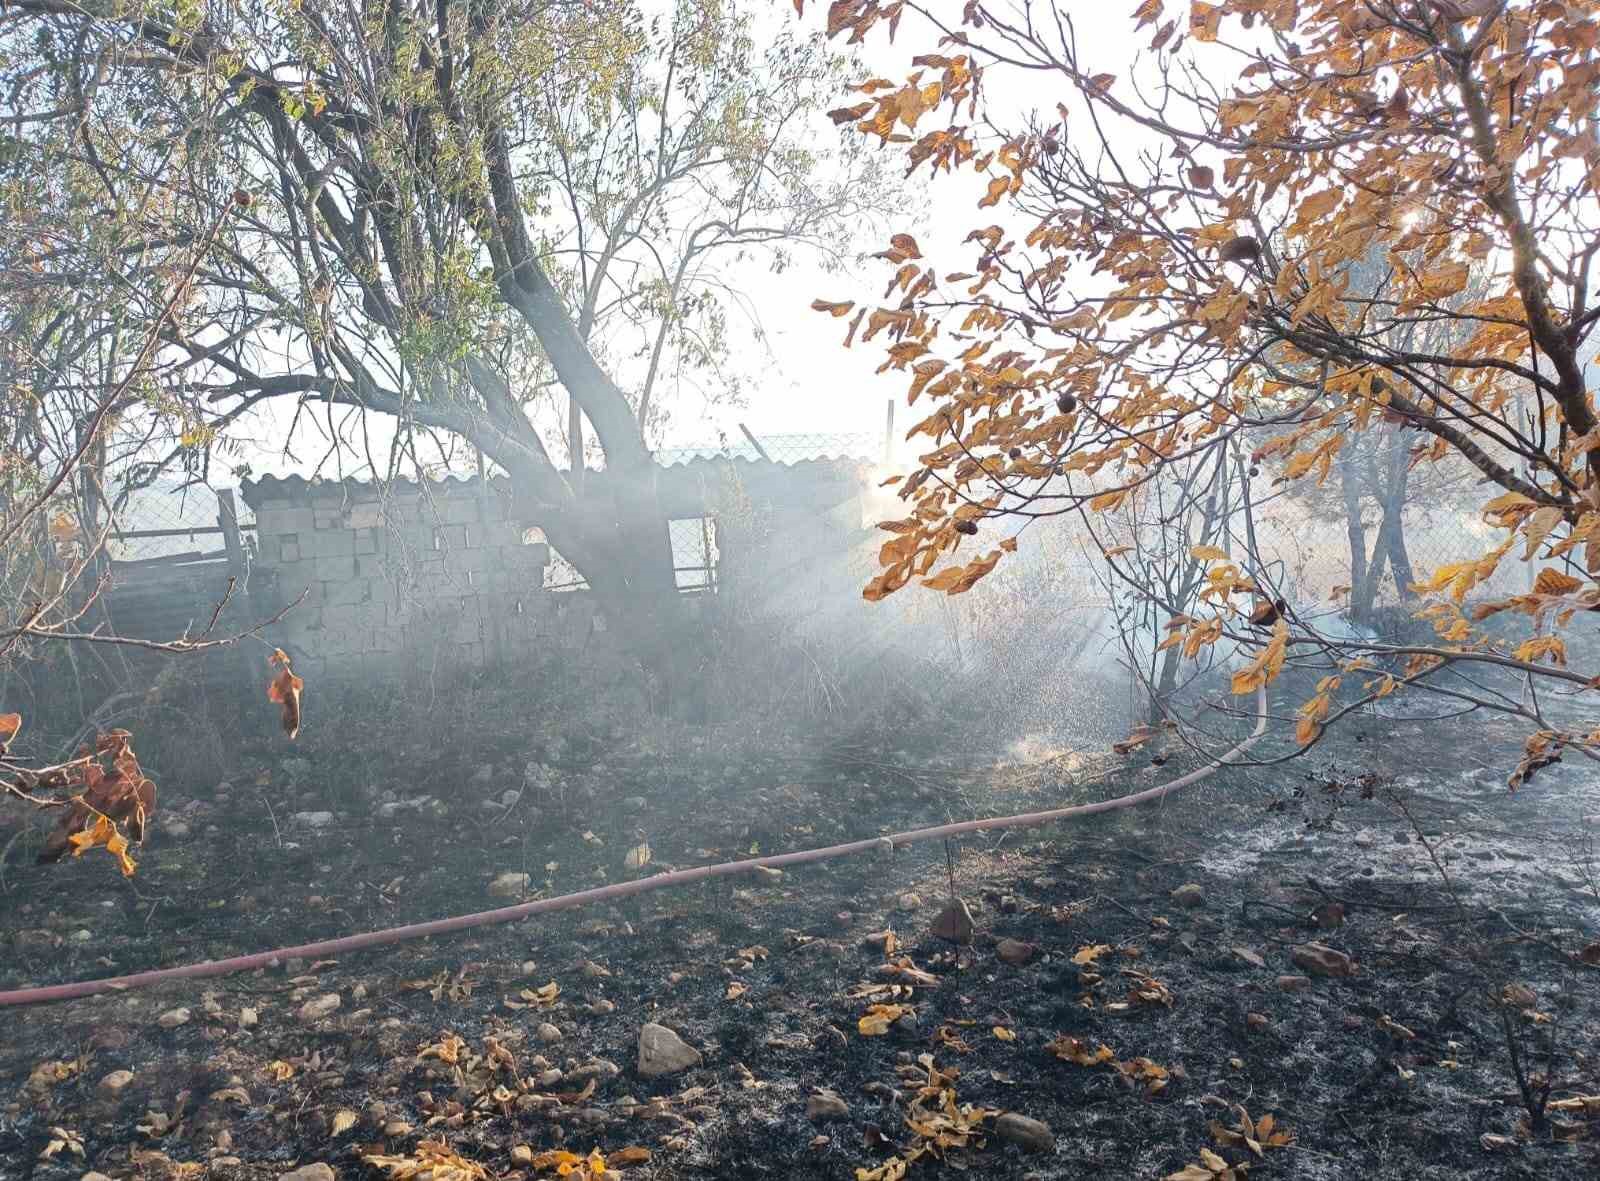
top-left (637, 1023), bottom-right (701, 1078)
top-left (97, 1070), bottom-right (135, 1097)
top-left (930, 899), bottom-right (975, 945)
top-left (1276, 975), bottom-right (1312, 993)
top-left (164, 820), bottom-right (192, 840)
top-left (292, 811), bottom-right (335, 829)
top-left (995, 938), bottom-right (1036, 966)
top-left (488, 872), bottom-right (531, 899)
top-left (806, 1091), bottom-right (850, 1122)
top-left (297, 994), bottom-right (341, 1022)
top-left (1170, 883), bottom-right (1206, 908)
top-left (1312, 902), bottom-right (1345, 929)
top-left (569, 1058), bottom-right (620, 1083)
top-left (1291, 942), bottom-right (1355, 977)
top-left (277, 1163), bottom-right (336, 1181)
top-left (239, 1006), bottom-right (259, 1029)
top-left (995, 1112), bottom-right (1055, 1153)
top-left (157, 1007), bottom-right (191, 1029)
top-left (536, 1022), bottom-right (563, 1045)
top-left (81, 1173), bottom-right (116, 1181)
top-left (897, 893), bottom-right (922, 912)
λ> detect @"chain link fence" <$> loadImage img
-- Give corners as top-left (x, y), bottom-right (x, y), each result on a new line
top-left (104, 480), bottom-right (256, 562)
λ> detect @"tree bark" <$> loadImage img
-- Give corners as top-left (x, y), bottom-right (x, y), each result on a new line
top-left (1339, 445), bottom-right (1370, 625)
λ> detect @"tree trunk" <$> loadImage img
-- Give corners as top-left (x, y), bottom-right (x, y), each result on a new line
top-left (1340, 445), bottom-right (1371, 625)
top-left (532, 466), bottom-right (709, 720)
top-left (1354, 507), bottom-right (1398, 624)
top-left (1381, 433), bottom-right (1416, 600)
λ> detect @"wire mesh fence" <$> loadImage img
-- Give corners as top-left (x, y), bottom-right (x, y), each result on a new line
top-left (104, 480), bottom-right (256, 562)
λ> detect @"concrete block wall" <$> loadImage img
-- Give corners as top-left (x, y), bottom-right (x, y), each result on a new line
top-left (240, 476), bottom-right (569, 682)
top-left (239, 458), bottom-right (868, 683)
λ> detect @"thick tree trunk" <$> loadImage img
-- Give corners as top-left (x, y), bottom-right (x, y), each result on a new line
top-left (531, 466), bottom-right (709, 720)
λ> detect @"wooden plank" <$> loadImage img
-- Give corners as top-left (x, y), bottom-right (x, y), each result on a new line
top-left (216, 489), bottom-right (244, 573)
top-left (111, 549), bottom-right (208, 569)
top-left (111, 526), bottom-right (224, 539)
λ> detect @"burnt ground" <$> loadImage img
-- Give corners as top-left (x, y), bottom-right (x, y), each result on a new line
top-left (1, 678), bottom-right (1598, 1181)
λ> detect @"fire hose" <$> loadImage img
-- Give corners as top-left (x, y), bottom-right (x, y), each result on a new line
top-left (0, 688), bottom-right (1268, 1008)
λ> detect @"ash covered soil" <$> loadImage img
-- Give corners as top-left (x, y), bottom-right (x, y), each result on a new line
top-left (2, 688), bottom-right (1598, 1181)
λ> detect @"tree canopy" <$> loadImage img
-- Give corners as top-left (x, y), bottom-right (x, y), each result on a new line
top-left (806, 0), bottom-right (1600, 776)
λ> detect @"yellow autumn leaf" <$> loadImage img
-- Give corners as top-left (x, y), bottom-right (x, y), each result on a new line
top-left (978, 175), bottom-right (1011, 208)
top-left (1533, 569), bottom-right (1582, 595)
top-left (1513, 635), bottom-right (1567, 666)
top-left (993, 1026), bottom-right (1016, 1041)
top-left (330, 1109), bottom-right (358, 1137)
top-left (1296, 188), bottom-right (1342, 222)
top-left (1189, 544), bottom-right (1228, 561)
top-left (1522, 505), bottom-right (1564, 560)
top-left (1071, 943), bottom-right (1112, 965)
top-left (1089, 488), bottom-right (1128, 513)
top-left (859, 1003), bottom-right (908, 1036)
top-left (1231, 619), bottom-right (1289, 695)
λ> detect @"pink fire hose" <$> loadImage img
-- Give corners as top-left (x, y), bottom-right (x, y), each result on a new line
top-left (0, 690), bottom-right (1267, 1008)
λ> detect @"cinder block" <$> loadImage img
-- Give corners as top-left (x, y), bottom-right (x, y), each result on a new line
top-left (319, 602), bottom-right (374, 633)
top-left (319, 626), bottom-right (369, 657)
top-left (259, 506), bottom-right (316, 534)
top-left (439, 497), bottom-right (483, 526)
top-left (431, 524), bottom-right (468, 552)
top-left (312, 554), bottom-right (356, 581)
top-left (298, 530), bottom-right (349, 559)
top-left (278, 539), bottom-right (301, 564)
top-left (344, 503), bottom-right (384, 529)
top-left (322, 577), bottom-right (373, 607)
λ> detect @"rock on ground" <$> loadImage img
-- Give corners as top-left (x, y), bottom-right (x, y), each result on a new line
top-left (1170, 883), bottom-right (1206, 908)
top-left (995, 938), bottom-right (1035, 965)
top-left (1291, 942), bottom-right (1355, 977)
top-left (277, 1165), bottom-right (337, 1181)
top-left (297, 994), bottom-right (341, 1022)
top-left (156, 1007), bottom-right (190, 1029)
top-left (995, 1112), bottom-right (1055, 1152)
top-left (806, 1091), bottom-right (850, 1122)
top-left (488, 872), bottom-right (531, 899)
top-left (637, 1023), bottom-right (701, 1078)
top-left (96, 1070), bottom-right (134, 1098)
